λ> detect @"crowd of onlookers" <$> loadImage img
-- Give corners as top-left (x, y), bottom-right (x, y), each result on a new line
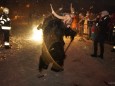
top-left (77, 10), bottom-right (115, 58)
top-left (50, 3), bottom-right (115, 55)
top-left (76, 11), bottom-right (115, 43)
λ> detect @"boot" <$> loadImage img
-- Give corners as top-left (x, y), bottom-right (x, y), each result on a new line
top-left (98, 54), bottom-right (103, 59)
top-left (5, 45), bottom-right (11, 49)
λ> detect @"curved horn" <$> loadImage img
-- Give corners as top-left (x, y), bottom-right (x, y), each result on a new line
top-left (50, 4), bottom-right (65, 20)
top-left (70, 3), bottom-right (75, 14)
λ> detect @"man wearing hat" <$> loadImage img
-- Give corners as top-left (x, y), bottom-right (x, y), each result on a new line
top-left (91, 10), bottom-right (110, 59)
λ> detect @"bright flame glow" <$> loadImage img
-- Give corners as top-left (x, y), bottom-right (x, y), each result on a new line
top-left (32, 26), bottom-right (43, 43)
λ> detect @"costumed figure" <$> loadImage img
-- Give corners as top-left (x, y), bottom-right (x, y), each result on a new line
top-left (51, 4), bottom-right (77, 41)
top-left (38, 4), bottom-right (77, 74)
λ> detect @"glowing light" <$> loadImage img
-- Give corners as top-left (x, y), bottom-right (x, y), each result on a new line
top-left (32, 26), bottom-right (43, 43)
top-left (113, 46), bottom-right (115, 49)
top-left (4, 42), bottom-right (10, 46)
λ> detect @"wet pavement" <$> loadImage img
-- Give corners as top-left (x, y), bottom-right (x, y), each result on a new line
top-left (0, 25), bottom-right (115, 86)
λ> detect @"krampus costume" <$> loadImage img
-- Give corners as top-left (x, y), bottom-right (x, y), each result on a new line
top-left (38, 14), bottom-right (77, 72)
top-left (38, 15), bottom-right (65, 72)
top-left (38, 4), bottom-right (77, 72)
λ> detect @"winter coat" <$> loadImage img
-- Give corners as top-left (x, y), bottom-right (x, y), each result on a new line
top-left (94, 15), bottom-right (110, 42)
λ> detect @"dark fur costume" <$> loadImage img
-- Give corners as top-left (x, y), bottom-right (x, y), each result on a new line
top-left (38, 15), bottom-right (77, 72)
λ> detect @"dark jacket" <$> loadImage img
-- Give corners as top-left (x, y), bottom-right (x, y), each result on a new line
top-left (95, 15), bottom-right (110, 41)
top-left (0, 13), bottom-right (11, 30)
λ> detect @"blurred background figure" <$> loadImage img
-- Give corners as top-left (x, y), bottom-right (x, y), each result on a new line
top-left (87, 12), bottom-right (95, 40)
top-left (78, 13), bottom-right (85, 41)
top-left (108, 13), bottom-right (115, 52)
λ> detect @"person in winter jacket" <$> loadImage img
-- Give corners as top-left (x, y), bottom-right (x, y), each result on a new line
top-left (91, 11), bottom-right (110, 59)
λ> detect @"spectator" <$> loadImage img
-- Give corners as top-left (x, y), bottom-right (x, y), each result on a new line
top-left (91, 10), bottom-right (110, 59)
top-left (87, 12), bottom-right (95, 40)
top-left (108, 13), bottom-right (115, 52)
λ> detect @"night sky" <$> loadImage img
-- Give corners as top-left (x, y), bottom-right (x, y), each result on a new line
top-left (0, 0), bottom-right (115, 15)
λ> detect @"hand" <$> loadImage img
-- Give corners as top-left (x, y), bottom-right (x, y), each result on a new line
top-left (50, 4), bottom-right (54, 14)
top-left (70, 3), bottom-right (72, 8)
